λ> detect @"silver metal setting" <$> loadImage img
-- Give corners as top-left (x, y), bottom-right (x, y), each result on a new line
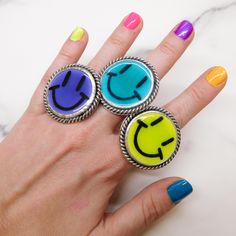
top-left (100, 57), bottom-right (159, 115)
top-left (119, 106), bottom-right (181, 170)
top-left (43, 64), bottom-right (101, 123)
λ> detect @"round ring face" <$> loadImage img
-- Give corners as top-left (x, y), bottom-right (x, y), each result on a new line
top-left (101, 58), bottom-right (159, 114)
top-left (121, 108), bottom-right (181, 169)
top-left (44, 65), bottom-right (99, 122)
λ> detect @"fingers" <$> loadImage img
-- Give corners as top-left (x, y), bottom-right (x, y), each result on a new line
top-left (88, 12), bottom-right (143, 127)
top-left (147, 20), bottom-right (194, 79)
top-left (103, 178), bottom-right (193, 236)
top-left (29, 13), bottom-right (143, 116)
top-left (89, 12), bottom-right (143, 72)
top-left (165, 66), bottom-right (227, 128)
top-left (102, 20), bottom-right (194, 131)
top-left (43, 27), bottom-right (89, 85)
top-left (28, 27), bottom-right (88, 115)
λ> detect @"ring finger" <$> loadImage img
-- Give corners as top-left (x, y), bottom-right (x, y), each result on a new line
top-left (111, 66), bottom-right (227, 171)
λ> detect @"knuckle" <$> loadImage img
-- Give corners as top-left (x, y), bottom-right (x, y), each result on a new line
top-left (86, 139), bottom-right (127, 181)
top-left (53, 125), bottom-right (92, 156)
top-left (109, 34), bottom-right (125, 48)
top-left (59, 48), bottom-right (75, 62)
top-left (159, 41), bottom-right (178, 57)
top-left (188, 85), bottom-right (205, 104)
top-left (88, 61), bottom-right (100, 73)
top-left (66, 127), bottom-right (91, 152)
top-left (90, 150), bottom-right (122, 178)
top-left (142, 194), bottom-right (162, 226)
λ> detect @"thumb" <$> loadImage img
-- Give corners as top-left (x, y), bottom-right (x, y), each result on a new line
top-left (105, 177), bottom-right (193, 236)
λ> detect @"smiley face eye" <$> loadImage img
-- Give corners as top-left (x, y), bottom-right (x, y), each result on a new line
top-left (151, 117), bottom-right (164, 126)
top-left (62, 71), bottom-right (71, 87)
top-left (119, 64), bottom-right (132, 74)
top-left (60, 71), bottom-right (87, 93)
top-left (76, 75), bottom-right (86, 91)
top-left (161, 138), bottom-right (175, 146)
top-left (136, 76), bottom-right (148, 88)
top-left (118, 64), bottom-right (148, 89)
top-left (107, 72), bottom-right (118, 77)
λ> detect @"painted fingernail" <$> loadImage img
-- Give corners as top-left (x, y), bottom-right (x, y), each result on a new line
top-left (124, 12), bottom-right (141, 30)
top-left (174, 20), bottom-right (193, 40)
top-left (167, 179), bottom-right (193, 204)
top-left (206, 66), bottom-right (227, 87)
top-left (70, 26), bottom-right (84, 42)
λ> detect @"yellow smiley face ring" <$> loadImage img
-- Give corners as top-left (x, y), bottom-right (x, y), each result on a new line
top-left (120, 106), bottom-right (181, 170)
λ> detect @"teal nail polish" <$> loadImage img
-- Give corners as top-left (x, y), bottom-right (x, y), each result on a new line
top-left (167, 180), bottom-right (193, 204)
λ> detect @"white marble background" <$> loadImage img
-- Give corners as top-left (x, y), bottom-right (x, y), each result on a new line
top-left (0, 0), bottom-right (236, 235)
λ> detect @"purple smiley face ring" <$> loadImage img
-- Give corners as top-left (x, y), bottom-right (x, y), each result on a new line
top-left (43, 64), bottom-right (101, 123)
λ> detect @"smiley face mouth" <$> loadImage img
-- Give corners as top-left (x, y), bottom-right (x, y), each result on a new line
top-left (106, 64), bottom-right (148, 101)
top-left (49, 71), bottom-right (89, 111)
top-left (133, 118), bottom-right (174, 160)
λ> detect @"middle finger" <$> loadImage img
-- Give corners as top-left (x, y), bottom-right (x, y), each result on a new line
top-left (94, 19), bottom-right (194, 131)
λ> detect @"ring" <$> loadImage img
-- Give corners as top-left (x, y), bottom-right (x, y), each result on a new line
top-left (43, 64), bottom-right (101, 123)
top-left (100, 57), bottom-right (159, 115)
top-left (120, 106), bottom-right (181, 170)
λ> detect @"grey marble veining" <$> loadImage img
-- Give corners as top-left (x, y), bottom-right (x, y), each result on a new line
top-left (193, 1), bottom-right (236, 24)
top-left (0, 124), bottom-right (8, 137)
top-left (0, 0), bottom-right (14, 5)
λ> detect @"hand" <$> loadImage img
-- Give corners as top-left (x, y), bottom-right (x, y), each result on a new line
top-left (0, 13), bottom-right (227, 236)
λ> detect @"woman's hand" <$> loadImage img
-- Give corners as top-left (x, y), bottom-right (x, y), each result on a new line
top-left (0, 13), bottom-right (227, 236)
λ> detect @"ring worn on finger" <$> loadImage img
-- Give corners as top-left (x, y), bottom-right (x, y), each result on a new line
top-left (100, 56), bottom-right (159, 115)
top-left (43, 64), bottom-right (101, 123)
top-left (120, 106), bottom-right (181, 170)
top-left (100, 57), bottom-right (181, 169)
top-left (43, 57), bottom-right (181, 170)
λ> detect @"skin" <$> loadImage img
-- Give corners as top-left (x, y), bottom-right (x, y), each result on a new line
top-left (0, 14), bottom-right (226, 236)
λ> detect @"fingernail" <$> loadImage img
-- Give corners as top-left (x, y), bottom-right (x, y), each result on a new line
top-left (174, 20), bottom-right (193, 40)
top-left (124, 12), bottom-right (141, 30)
top-left (206, 66), bottom-right (228, 87)
top-left (167, 180), bottom-right (193, 204)
top-left (70, 26), bottom-right (84, 42)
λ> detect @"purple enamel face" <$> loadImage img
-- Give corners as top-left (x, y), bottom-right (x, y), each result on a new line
top-left (47, 68), bottom-right (95, 117)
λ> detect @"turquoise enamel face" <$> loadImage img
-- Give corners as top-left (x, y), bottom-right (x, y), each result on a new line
top-left (101, 59), bottom-right (154, 108)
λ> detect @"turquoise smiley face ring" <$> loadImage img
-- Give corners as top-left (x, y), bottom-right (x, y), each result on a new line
top-left (100, 57), bottom-right (159, 115)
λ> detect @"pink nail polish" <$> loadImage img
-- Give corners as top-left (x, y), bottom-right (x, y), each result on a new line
top-left (124, 12), bottom-right (141, 30)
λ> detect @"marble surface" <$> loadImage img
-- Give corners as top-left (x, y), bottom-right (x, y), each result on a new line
top-left (0, 0), bottom-right (236, 235)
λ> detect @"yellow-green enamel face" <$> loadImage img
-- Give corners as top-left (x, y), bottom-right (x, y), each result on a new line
top-left (125, 111), bottom-right (178, 167)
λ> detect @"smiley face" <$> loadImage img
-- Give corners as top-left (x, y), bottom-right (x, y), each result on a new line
top-left (101, 58), bottom-right (156, 109)
top-left (124, 110), bottom-right (180, 167)
top-left (47, 67), bottom-right (96, 118)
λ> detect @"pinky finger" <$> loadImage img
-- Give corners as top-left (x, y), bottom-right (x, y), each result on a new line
top-left (165, 66), bottom-right (228, 128)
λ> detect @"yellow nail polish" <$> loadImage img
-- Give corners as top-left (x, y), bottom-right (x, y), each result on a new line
top-left (206, 66), bottom-right (227, 87)
top-left (70, 26), bottom-right (84, 42)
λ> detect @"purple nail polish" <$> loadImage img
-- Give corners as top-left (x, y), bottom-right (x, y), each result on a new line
top-left (174, 20), bottom-right (193, 40)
